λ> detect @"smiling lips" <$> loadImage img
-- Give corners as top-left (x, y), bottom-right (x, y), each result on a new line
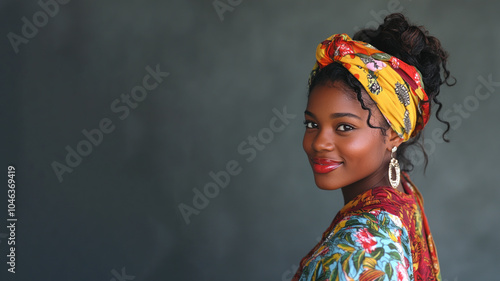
top-left (311, 158), bottom-right (343, 174)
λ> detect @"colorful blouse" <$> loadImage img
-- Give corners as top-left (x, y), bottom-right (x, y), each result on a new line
top-left (292, 173), bottom-right (441, 281)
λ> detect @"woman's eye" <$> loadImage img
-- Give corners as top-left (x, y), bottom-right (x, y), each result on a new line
top-left (337, 124), bottom-right (354, 131)
top-left (304, 120), bottom-right (317, 129)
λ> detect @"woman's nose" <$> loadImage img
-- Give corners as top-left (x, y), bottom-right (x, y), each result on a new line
top-left (312, 129), bottom-right (335, 152)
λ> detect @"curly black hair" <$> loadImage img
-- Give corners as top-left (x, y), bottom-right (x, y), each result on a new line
top-left (308, 13), bottom-right (455, 172)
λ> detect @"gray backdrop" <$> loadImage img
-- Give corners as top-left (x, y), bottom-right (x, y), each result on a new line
top-left (1, 0), bottom-right (499, 280)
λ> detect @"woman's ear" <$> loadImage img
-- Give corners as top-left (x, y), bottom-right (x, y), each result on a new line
top-left (386, 129), bottom-right (404, 151)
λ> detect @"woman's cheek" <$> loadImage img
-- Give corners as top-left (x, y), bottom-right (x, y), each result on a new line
top-left (342, 133), bottom-right (372, 154)
top-left (341, 131), bottom-right (383, 161)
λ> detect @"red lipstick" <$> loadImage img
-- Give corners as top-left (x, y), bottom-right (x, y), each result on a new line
top-left (311, 158), bottom-right (343, 174)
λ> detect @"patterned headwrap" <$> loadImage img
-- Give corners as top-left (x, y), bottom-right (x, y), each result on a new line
top-left (312, 33), bottom-right (430, 141)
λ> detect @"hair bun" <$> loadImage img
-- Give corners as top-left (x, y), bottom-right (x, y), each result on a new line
top-left (353, 13), bottom-right (455, 171)
top-left (353, 13), bottom-right (454, 97)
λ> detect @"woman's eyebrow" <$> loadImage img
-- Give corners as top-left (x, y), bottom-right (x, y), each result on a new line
top-left (304, 110), bottom-right (315, 117)
top-left (304, 110), bottom-right (361, 120)
top-left (330, 112), bottom-right (362, 120)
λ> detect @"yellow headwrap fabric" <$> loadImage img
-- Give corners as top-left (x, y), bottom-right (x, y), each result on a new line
top-left (312, 34), bottom-right (430, 141)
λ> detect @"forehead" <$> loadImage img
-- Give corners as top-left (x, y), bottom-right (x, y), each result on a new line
top-left (306, 83), bottom-right (371, 116)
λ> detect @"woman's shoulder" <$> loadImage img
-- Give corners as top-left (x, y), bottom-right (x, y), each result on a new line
top-left (297, 210), bottom-right (413, 281)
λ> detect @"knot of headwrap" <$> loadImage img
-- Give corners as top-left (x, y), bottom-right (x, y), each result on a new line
top-left (312, 33), bottom-right (430, 141)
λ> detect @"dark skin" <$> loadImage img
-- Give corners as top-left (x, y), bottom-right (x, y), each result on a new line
top-left (303, 82), bottom-right (405, 205)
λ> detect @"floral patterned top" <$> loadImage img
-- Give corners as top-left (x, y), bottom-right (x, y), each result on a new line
top-left (292, 173), bottom-right (441, 281)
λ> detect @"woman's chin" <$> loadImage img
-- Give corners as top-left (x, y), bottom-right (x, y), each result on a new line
top-left (313, 176), bottom-right (342, 191)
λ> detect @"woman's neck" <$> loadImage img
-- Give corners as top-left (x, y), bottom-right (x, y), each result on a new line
top-left (340, 174), bottom-right (404, 205)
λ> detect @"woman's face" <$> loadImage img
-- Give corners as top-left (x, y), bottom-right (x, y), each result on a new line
top-left (303, 82), bottom-right (394, 194)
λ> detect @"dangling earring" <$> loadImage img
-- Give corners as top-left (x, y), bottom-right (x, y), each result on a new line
top-left (388, 146), bottom-right (400, 189)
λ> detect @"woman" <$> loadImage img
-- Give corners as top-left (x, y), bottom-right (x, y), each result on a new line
top-left (293, 14), bottom-right (453, 281)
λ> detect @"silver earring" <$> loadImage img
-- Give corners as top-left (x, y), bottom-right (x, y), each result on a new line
top-left (388, 146), bottom-right (400, 189)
